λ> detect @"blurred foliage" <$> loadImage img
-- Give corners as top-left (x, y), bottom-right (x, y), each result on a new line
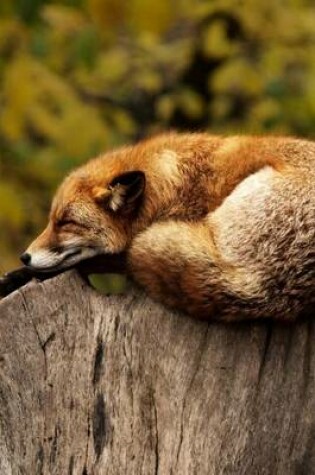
top-left (1, 0), bottom-right (315, 274)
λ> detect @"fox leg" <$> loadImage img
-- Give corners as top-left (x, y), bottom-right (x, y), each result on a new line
top-left (127, 220), bottom-right (255, 321)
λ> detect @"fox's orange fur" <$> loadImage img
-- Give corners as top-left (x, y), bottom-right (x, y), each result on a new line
top-left (22, 132), bottom-right (314, 321)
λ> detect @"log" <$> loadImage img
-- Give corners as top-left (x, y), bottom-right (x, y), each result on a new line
top-left (0, 271), bottom-right (314, 475)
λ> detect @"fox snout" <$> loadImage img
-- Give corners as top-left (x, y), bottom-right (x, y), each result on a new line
top-left (20, 224), bottom-right (97, 271)
top-left (20, 244), bottom-right (86, 271)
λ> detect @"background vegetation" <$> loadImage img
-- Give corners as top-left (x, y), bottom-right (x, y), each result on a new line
top-left (1, 0), bottom-right (315, 273)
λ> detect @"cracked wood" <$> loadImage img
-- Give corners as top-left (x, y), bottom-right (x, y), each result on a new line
top-left (0, 271), bottom-right (314, 474)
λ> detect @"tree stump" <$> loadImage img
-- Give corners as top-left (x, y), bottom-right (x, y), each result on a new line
top-left (0, 271), bottom-right (314, 474)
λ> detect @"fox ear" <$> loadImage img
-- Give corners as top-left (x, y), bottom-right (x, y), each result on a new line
top-left (94, 171), bottom-right (145, 213)
top-left (109, 171), bottom-right (145, 213)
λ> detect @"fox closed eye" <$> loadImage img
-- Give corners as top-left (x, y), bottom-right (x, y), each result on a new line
top-left (57, 217), bottom-right (92, 231)
top-left (57, 218), bottom-right (79, 228)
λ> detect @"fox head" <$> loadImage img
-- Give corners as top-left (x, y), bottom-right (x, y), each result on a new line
top-left (20, 167), bottom-right (145, 271)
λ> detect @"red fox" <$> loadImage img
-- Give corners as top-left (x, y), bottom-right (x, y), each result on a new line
top-left (1, 132), bottom-right (315, 320)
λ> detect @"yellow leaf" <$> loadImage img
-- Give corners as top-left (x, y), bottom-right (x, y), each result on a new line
top-left (41, 5), bottom-right (86, 34)
top-left (177, 89), bottom-right (205, 119)
top-left (202, 21), bottom-right (238, 59)
top-left (156, 94), bottom-right (176, 121)
top-left (211, 58), bottom-right (263, 96)
top-left (111, 109), bottom-right (136, 135)
top-left (129, 0), bottom-right (175, 35)
top-left (0, 182), bottom-right (25, 229)
top-left (87, 0), bottom-right (126, 30)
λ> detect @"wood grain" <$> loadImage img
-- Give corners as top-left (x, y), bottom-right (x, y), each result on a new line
top-left (0, 271), bottom-right (314, 474)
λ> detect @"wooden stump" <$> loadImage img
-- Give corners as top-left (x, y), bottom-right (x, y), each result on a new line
top-left (0, 271), bottom-right (314, 474)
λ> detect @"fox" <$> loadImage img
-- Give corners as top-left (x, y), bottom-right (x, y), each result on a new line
top-left (1, 132), bottom-right (314, 321)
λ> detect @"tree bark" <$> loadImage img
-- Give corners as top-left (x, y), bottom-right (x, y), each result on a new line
top-left (0, 271), bottom-right (314, 475)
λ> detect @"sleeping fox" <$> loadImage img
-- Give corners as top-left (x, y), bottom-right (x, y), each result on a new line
top-left (3, 132), bottom-right (315, 320)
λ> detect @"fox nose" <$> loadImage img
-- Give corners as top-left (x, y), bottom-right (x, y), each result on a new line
top-left (20, 252), bottom-right (31, 265)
